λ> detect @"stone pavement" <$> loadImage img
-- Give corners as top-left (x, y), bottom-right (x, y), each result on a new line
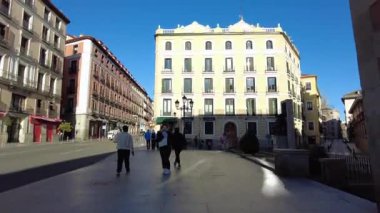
top-left (0, 150), bottom-right (376, 213)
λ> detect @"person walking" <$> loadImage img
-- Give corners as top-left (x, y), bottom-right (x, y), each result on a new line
top-left (114, 125), bottom-right (134, 177)
top-left (144, 129), bottom-right (151, 150)
top-left (151, 130), bottom-right (156, 150)
top-left (157, 124), bottom-right (172, 175)
top-left (172, 128), bottom-right (185, 168)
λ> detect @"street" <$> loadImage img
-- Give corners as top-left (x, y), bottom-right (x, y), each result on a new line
top-left (0, 149), bottom-right (376, 213)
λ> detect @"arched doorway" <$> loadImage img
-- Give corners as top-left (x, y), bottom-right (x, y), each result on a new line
top-left (224, 122), bottom-right (238, 148)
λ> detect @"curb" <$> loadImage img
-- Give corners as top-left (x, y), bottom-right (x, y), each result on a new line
top-left (229, 150), bottom-right (276, 172)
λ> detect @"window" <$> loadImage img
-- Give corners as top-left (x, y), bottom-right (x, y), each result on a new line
top-left (305, 82), bottom-right (311, 90)
top-left (205, 58), bottom-right (212, 72)
top-left (266, 40), bottom-right (273, 49)
top-left (205, 122), bottom-right (214, 135)
top-left (225, 99), bottom-right (235, 115)
top-left (204, 99), bottom-right (213, 115)
top-left (20, 36), bottom-right (29, 55)
top-left (54, 34), bottom-right (59, 48)
top-left (68, 79), bottom-right (75, 94)
top-left (67, 98), bottom-right (74, 113)
top-left (184, 78), bottom-right (192, 93)
top-left (50, 78), bottom-right (55, 93)
top-left (246, 98), bottom-right (256, 115)
top-left (184, 121), bottom-right (192, 134)
top-left (23, 12), bottom-right (31, 30)
top-left (267, 77), bottom-right (277, 92)
top-left (185, 41), bottom-right (191, 50)
top-left (205, 41), bottom-right (212, 50)
top-left (184, 58), bottom-right (192, 72)
top-left (164, 58), bottom-right (172, 70)
top-left (286, 62), bottom-right (290, 73)
top-left (161, 79), bottom-right (172, 93)
top-left (0, 0), bottom-right (10, 15)
top-left (307, 102), bottom-right (313, 111)
top-left (70, 60), bottom-right (77, 73)
top-left (288, 80), bottom-right (291, 93)
top-left (10, 94), bottom-right (25, 112)
top-left (73, 45), bottom-right (78, 54)
top-left (246, 77), bottom-right (255, 92)
top-left (52, 55), bottom-right (59, 71)
top-left (44, 8), bottom-right (50, 22)
top-left (246, 57), bottom-right (254, 71)
top-left (39, 48), bottom-right (47, 66)
top-left (225, 78), bottom-right (234, 93)
top-left (37, 99), bottom-right (42, 108)
top-left (204, 78), bottom-right (213, 93)
top-left (247, 122), bottom-right (257, 135)
top-left (225, 41), bottom-right (232, 50)
top-left (246, 40), bottom-right (253, 49)
top-left (37, 73), bottom-right (43, 91)
top-left (0, 22), bottom-right (7, 40)
top-left (18, 65), bottom-right (25, 84)
top-left (308, 122), bottom-right (314, 131)
top-left (163, 99), bottom-right (172, 116)
top-left (55, 18), bottom-right (61, 30)
top-left (266, 57), bottom-right (275, 71)
top-left (42, 26), bottom-right (48, 42)
top-left (165, 41), bottom-right (172, 50)
top-left (268, 98), bottom-right (278, 115)
top-left (225, 57), bottom-right (233, 72)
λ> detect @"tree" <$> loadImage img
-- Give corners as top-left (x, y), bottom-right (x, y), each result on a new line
top-left (58, 122), bottom-right (73, 140)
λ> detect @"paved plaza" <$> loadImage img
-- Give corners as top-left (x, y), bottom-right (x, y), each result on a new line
top-left (0, 150), bottom-right (376, 213)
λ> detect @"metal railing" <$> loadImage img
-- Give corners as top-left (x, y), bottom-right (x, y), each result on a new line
top-left (329, 154), bottom-right (373, 184)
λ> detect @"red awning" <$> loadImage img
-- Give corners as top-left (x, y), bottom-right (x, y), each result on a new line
top-left (30, 115), bottom-right (62, 123)
top-left (0, 112), bottom-right (7, 119)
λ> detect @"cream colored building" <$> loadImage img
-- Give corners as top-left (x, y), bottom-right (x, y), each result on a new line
top-left (154, 19), bottom-right (303, 147)
top-left (350, 0), bottom-right (380, 208)
top-left (0, 0), bottom-right (69, 144)
top-left (63, 36), bottom-right (153, 140)
top-left (301, 75), bottom-right (322, 145)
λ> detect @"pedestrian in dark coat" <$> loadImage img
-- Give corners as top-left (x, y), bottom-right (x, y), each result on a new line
top-left (151, 130), bottom-right (156, 150)
top-left (157, 124), bottom-right (172, 175)
top-left (172, 128), bottom-right (186, 168)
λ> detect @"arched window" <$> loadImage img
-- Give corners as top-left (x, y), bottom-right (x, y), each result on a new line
top-left (266, 40), bottom-right (273, 49)
top-left (205, 41), bottom-right (212, 50)
top-left (185, 41), bottom-right (191, 50)
top-left (246, 40), bottom-right (253, 50)
top-left (165, 41), bottom-right (172, 50)
top-left (225, 41), bottom-right (232, 50)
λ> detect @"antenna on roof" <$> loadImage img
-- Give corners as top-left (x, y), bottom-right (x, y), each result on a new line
top-left (239, 0), bottom-right (244, 21)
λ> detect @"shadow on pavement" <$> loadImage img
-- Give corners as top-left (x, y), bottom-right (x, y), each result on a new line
top-left (0, 152), bottom-right (114, 193)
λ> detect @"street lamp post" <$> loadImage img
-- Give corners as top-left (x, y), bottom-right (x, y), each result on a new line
top-left (175, 96), bottom-right (194, 139)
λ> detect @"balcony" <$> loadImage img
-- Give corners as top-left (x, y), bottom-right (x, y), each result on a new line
top-left (203, 88), bottom-right (214, 94)
top-left (17, 76), bottom-right (24, 85)
top-left (245, 88), bottom-right (256, 94)
top-left (25, 0), bottom-right (34, 9)
top-left (244, 67), bottom-right (256, 73)
top-left (9, 105), bottom-right (24, 113)
top-left (224, 88), bottom-right (235, 94)
top-left (265, 67), bottom-right (277, 72)
top-left (162, 68), bottom-right (172, 73)
top-left (36, 108), bottom-right (47, 116)
top-left (67, 87), bottom-right (76, 94)
top-left (267, 88), bottom-right (278, 93)
top-left (161, 90), bottom-right (172, 94)
top-left (49, 110), bottom-right (58, 118)
top-left (223, 67), bottom-right (235, 73)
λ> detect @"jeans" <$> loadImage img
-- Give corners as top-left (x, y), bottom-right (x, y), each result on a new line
top-left (117, 149), bottom-right (130, 173)
top-left (159, 146), bottom-right (171, 170)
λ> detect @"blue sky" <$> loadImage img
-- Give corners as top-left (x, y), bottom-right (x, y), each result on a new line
top-left (53, 0), bottom-right (360, 121)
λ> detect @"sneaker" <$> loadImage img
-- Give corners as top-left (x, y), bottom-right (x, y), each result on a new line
top-left (163, 169), bottom-right (171, 175)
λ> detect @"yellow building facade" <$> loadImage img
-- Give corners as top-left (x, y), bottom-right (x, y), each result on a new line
top-left (301, 75), bottom-right (321, 145)
top-left (154, 20), bottom-right (303, 146)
